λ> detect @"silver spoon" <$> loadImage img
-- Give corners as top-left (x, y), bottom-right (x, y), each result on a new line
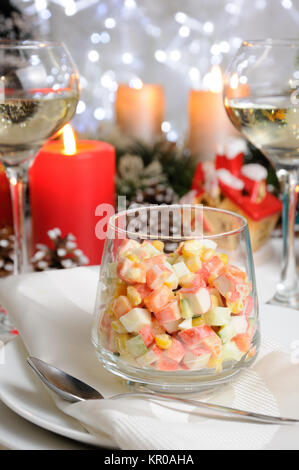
top-left (27, 356), bottom-right (299, 425)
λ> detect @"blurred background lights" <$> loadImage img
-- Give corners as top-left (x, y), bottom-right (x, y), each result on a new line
top-left (169, 49), bottom-right (181, 61)
top-left (175, 12), bottom-right (187, 24)
top-left (240, 75), bottom-right (248, 84)
top-left (122, 52), bottom-right (134, 64)
top-left (35, 0), bottom-right (47, 11)
top-left (255, 0), bottom-right (267, 9)
top-left (40, 8), bottom-right (51, 19)
top-left (65, 1), bottom-right (77, 16)
top-left (105, 17), bottom-right (116, 28)
top-left (211, 44), bottom-right (221, 55)
top-left (179, 25), bottom-right (190, 38)
top-left (189, 67), bottom-right (201, 86)
top-left (167, 130), bottom-right (178, 142)
top-left (161, 121), bottom-right (171, 132)
top-left (99, 32), bottom-right (110, 43)
top-left (94, 107), bottom-right (106, 120)
top-left (129, 77), bottom-right (143, 89)
top-left (154, 49), bottom-right (167, 63)
top-left (25, 0), bottom-right (299, 136)
top-left (88, 50), bottom-right (100, 62)
top-left (90, 32), bottom-right (101, 44)
top-left (225, 2), bottom-right (241, 15)
top-left (189, 40), bottom-right (201, 54)
top-left (281, 0), bottom-right (293, 8)
top-left (220, 41), bottom-right (230, 53)
top-left (79, 76), bottom-right (88, 89)
top-left (124, 0), bottom-right (136, 8)
top-left (76, 100), bottom-right (86, 114)
top-left (203, 21), bottom-right (214, 34)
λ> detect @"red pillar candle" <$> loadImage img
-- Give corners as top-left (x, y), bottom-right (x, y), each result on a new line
top-left (29, 126), bottom-right (115, 265)
top-left (0, 163), bottom-right (12, 228)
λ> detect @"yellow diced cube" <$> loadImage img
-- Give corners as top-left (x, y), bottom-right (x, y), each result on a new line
top-left (115, 333), bottom-right (130, 355)
top-left (127, 253), bottom-right (140, 264)
top-left (182, 240), bottom-right (204, 258)
top-left (208, 273), bottom-right (217, 285)
top-left (155, 334), bottom-right (172, 350)
top-left (227, 299), bottom-right (244, 314)
top-left (152, 240), bottom-right (164, 251)
top-left (111, 320), bottom-right (127, 334)
top-left (114, 281), bottom-right (127, 297)
top-left (201, 248), bottom-right (215, 262)
top-left (106, 302), bottom-right (115, 316)
top-left (192, 316), bottom-right (205, 327)
top-left (218, 253), bottom-right (229, 265)
top-left (210, 294), bottom-right (220, 308)
top-left (127, 286), bottom-right (142, 306)
top-left (185, 255), bottom-right (202, 273)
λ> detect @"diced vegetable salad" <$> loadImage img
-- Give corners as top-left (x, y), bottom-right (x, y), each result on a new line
top-left (99, 238), bottom-right (256, 372)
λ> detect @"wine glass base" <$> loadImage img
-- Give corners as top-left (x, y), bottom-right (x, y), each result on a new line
top-left (267, 293), bottom-right (299, 310)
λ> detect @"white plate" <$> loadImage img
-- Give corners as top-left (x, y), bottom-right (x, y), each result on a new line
top-left (0, 401), bottom-right (91, 450)
top-left (0, 337), bottom-right (110, 448)
top-left (0, 303), bottom-right (298, 449)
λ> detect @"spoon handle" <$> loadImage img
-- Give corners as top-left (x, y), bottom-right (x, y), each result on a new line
top-left (112, 392), bottom-right (299, 425)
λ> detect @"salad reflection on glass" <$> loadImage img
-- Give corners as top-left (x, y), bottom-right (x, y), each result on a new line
top-left (224, 39), bottom-right (299, 309)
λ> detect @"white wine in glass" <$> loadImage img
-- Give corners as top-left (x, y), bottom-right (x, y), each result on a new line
top-left (0, 91), bottom-right (78, 164)
top-left (226, 96), bottom-right (299, 167)
top-left (224, 39), bottom-right (299, 309)
top-left (0, 40), bottom-right (79, 332)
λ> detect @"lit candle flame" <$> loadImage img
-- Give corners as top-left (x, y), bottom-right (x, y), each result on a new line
top-left (203, 66), bottom-right (223, 93)
top-left (62, 124), bottom-right (76, 155)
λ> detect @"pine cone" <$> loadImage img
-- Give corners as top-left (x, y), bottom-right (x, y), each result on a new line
top-left (133, 183), bottom-right (179, 205)
top-left (0, 226), bottom-right (14, 277)
top-left (31, 228), bottom-right (89, 271)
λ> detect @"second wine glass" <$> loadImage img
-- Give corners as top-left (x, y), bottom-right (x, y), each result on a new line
top-left (224, 39), bottom-right (299, 309)
top-left (0, 40), bottom-right (79, 331)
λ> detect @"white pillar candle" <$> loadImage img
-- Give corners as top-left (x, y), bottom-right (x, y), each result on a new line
top-left (188, 67), bottom-right (242, 161)
top-left (115, 83), bottom-right (165, 144)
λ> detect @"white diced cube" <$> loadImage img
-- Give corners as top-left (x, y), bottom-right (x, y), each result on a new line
top-left (139, 242), bottom-right (161, 257)
top-left (230, 316), bottom-right (248, 335)
top-left (162, 319), bottom-right (181, 334)
top-left (183, 351), bottom-right (211, 370)
top-left (120, 308), bottom-right (151, 333)
top-left (214, 273), bottom-right (235, 296)
top-left (202, 239), bottom-right (217, 250)
top-left (204, 307), bottom-right (231, 326)
top-left (182, 288), bottom-right (211, 315)
top-left (222, 342), bottom-right (244, 362)
top-left (178, 318), bottom-right (193, 330)
top-left (136, 349), bottom-right (158, 367)
top-left (164, 262), bottom-right (179, 289)
top-left (172, 261), bottom-right (190, 280)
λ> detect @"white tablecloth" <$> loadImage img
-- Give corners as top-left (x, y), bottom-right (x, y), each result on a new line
top-left (0, 237), bottom-right (298, 449)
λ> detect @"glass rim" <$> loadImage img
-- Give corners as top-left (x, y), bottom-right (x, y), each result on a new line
top-left (108, 204), bottom-right (249, 240)
top-left (0, 39), bottom-right (65, 49)
top-left (242, 38), bottom-right (299, 48)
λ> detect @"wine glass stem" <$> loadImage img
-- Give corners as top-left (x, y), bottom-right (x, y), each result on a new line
top-left (6, 166), bottom-right (27, 275)
top-left (277, 169), bottom-right (298, 301)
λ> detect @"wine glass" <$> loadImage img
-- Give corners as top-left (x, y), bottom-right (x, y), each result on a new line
top-left (224, 39), bottom-right (299, 309)
top-left (0, 40), bottom-right (79, 331)
top-left (92, 205), bottom-right (259, 393)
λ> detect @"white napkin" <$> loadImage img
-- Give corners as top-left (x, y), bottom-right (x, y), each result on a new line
top-left (0, 267), bottom-right (298, 450)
